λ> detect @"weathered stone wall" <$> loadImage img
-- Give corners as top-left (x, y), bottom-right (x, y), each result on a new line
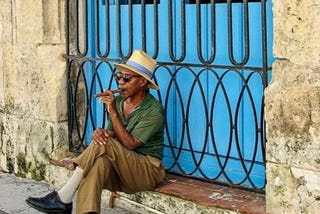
top-left (0, 0), bottom-right (72, 180)
top-left (265, 0), bottom-right (320, 213)
top-left (1, 0), bottom-right (320, 213)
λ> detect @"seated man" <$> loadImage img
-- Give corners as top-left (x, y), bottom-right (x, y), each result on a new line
top-left (26, 50), bottom-right (166, 214)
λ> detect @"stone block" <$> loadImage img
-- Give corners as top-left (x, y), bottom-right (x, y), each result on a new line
top-left (0, 0), bottom-right (14, 108)
top-left (35, 44), bottom-right (68, 122)
top-left (265, 60), bottom-right (320, 169)
top-left (14, 0), bottom-right (65, 44)
top-left (273, 0), bottom-right (320, 66)
top-left (0, 114), bottom-right (69, 180)
top-left (265, 60), bottom-right (320, 137)
top-left (266, 136), bottom-right (320, 172)
top-left (266, 163), bottom-right (320, 214)
top-left (106, 191), bottom-right (235, 214)
top-left (0, 45), bottom-right (3, 108)
top-left (14, 0), bottom-right (43, 44)
top-left (4, 44), bottom-right (67, 122)
top-left (42, 0), bottom-right (66, 44)
top-left (0, 0), bottom-right (13, 43)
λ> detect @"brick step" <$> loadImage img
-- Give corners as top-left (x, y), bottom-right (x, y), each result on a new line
top-left (101, 174), bottom-right (266, 214)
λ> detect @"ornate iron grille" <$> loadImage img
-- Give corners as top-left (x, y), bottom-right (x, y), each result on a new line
top-left (65, 0), bottom-right (272, 191)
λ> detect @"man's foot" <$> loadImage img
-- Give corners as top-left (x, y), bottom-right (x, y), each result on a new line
top-left (26, 191), bottom-right (72, 213)
top-left (50, 158), bottom-right (76, 170)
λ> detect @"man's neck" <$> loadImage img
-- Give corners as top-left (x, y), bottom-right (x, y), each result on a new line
top-left (125, 91), bottom-right (147, 107)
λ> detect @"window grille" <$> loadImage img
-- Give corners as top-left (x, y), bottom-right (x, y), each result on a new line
top-left (65, 0), bottom-right (272, 191)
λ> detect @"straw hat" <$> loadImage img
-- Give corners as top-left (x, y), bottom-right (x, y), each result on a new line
top-left (115, 50), bottom-right (159, 90)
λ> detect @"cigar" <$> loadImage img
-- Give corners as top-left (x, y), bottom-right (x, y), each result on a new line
top-left (94, 88), bottom-right (123, 97)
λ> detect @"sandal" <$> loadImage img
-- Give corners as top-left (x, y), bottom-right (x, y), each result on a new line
top-left (50, 158), bottom-right (76, 170)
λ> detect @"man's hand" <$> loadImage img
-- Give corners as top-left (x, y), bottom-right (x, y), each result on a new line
top-left (99, 90), bottom-right (117, 114)
top-left (91, 128), bottom-right (115, 145)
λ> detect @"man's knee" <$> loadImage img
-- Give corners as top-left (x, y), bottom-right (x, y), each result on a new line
top-left (84, 157), bottom-right (111, 183)
top-left (94, 156), bottom-right (111, 170)
top-left (104, 138), bottom-right (126, 156)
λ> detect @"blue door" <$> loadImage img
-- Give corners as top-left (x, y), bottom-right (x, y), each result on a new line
top-left (83, 0), bottom-right (273, 190)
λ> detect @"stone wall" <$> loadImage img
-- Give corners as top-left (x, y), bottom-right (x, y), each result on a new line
top-left (1, 0), bottom-right (320, 213)
top-left (0, 0), bottom-right (72, 180)
top-left (265, 0), bottom-right (320, 213)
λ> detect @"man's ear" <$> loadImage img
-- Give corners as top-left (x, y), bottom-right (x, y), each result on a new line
top-left (139, 78), bottom-right (149, 87)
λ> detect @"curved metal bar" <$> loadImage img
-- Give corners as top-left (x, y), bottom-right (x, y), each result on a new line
top-left (89, 61), bottom-right (109, 129)
top-left (141, 0), bottom-right (159, 59)
top-left (261, 0), bottom-right (268, 87)
top-left (171, 66), bottom-right (205, 175)
top-left (66, 59), bottom-right (75, 150)
top-left (94, 62), bottom-right (118, 128)
top-left (94, 61), bottom-right (115, 95)
top-left (227, 0), bottom-right (250, 65)
top-left (152, 1), bottom-right (159, 59)
top-left (75, 0), bottom-right (89, 56)
top-left (210, 69), bottom-right (239, 183)
top-left (141, 0), bottom-right (147, 51)
top-left (73, 62), bottom-right (89, 149)
top-left (95, 0), bottom-right (110, 57)
top-left (184, 68), bottom-right (211, 177)
top-left (203, 68), bottom-right (229, 180)
top-left (196, 0), bottom-right (216, 64)
top-left (233, 71), bottom-right (260, 187)
top-left (71, 64), bottom-right (83, 150)
top-left (168, 0), bottom-right (186, 62)
top-left (260, 1), bottom-right (268, 171)
top-left (116, 0), bottom-right (133, 58)
top-left (164, 67), bottom-right (188, 172)
top-left (156, 66), bottom-right (177, 170)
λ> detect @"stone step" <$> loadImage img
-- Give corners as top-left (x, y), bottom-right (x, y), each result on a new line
top-left (49, 166), bottom-right (265, 214)
top-left (101, 174), bottom-right (266, 214)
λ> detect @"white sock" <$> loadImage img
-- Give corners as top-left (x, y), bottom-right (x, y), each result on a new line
top-left (57, 167), bottom-right (84, 203)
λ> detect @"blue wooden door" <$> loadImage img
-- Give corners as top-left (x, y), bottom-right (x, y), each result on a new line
top-left (85, 0), bottom-right (273, 190)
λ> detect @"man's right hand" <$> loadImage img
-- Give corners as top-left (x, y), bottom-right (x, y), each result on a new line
top-left (99, 90), bottom-right (117, 115)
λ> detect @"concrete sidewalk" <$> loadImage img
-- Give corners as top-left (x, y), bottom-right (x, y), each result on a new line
top-left (0, 172), bottom-right (133, 214)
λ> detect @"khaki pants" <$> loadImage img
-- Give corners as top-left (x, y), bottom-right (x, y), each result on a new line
top-left (73, 138), bottom-right (166, 214)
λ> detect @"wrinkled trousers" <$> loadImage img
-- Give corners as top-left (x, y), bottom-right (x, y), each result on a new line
top-left (73, 138), bottom-right (166, 214)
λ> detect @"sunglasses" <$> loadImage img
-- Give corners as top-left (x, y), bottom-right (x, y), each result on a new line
top-left (113, 72), bottom-right (140, 83)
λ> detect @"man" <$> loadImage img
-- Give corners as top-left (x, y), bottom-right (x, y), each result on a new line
top-left (26, 50), bottom-right (166, 213)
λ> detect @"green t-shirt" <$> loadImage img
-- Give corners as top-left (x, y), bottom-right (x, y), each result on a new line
top-left (107, 93), bottom-right (164, 160)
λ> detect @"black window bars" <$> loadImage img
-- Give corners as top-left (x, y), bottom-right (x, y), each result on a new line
top-left (65, 0), bottom-right (272, 191)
